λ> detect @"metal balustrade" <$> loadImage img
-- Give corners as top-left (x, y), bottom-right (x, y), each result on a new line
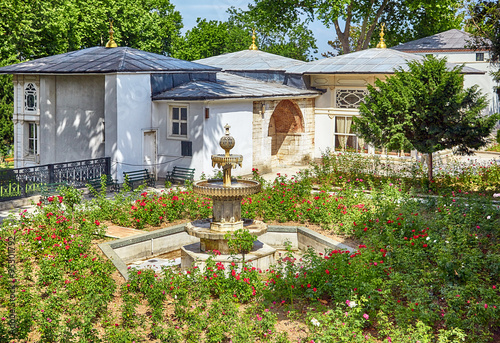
top-left (0, 157), bottom-right (111, 201)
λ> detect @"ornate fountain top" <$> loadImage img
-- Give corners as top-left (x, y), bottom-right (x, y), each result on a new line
top-left (210, 124), bottom-right (243, 187)
top-left (220, 124), bottom-right (235, 157)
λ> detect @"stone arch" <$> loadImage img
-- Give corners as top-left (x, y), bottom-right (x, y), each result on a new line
top-left (268, 100), bottom-right (305, 159)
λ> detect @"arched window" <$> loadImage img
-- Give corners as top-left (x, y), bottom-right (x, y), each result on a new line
top-left (24, 83), bottom-right (37, 112)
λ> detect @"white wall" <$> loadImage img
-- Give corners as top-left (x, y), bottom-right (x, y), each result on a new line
top-left (38, 75), bottom-right (105, 165)
top-left (105, 74), bottom-right (118, 178)
top-left (314, 114), bottom-right (334, 157)
top-left (152, 100), bottom-right (254, 180)
top-left (114, 74), bottom-right (152, 182)
top-left (202, 101), bottom-right (254, 178)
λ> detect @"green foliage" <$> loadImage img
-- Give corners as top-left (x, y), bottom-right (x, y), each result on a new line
top-left (466, 0), bottom-right (500, 83)
top-left (1, 167), bottom-right (499, 341)
top-left (0, 76), bottom-right (13, 156)
top-left (237, 0), bottom-right (463, 56)
top-left (379, 0), bottom-right (464, 49)
top-left (225, 228), bottom-right (257, 260)
top-left (55, 185), bottom-right (83, 212)
top-left (227, 4), bottom-right (318, 61)
top-left (171, 18), bottom-right (249, 61)
top-left (354, 55), bottom-right (499, 181)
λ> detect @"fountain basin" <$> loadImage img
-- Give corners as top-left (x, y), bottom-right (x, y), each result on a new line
top-left (193, 179), bottom-right (261, 199)
top-left (98, 225), bottom-right (355, 279)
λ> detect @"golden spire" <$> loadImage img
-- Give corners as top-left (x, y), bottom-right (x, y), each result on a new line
top-left (376, 23), bottom-right (387, 49)
top-left (106, 19), bottom-right (118, 48)
top-left (249, 28), bottom-right (258, 50)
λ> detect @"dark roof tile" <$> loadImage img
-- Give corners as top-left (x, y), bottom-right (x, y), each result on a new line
top-left (0, 46), bottom-right (220, 74)
top-left (153, 72), bottom-right (319, 101)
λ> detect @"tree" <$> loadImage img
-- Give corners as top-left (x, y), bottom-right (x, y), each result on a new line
top-left (0, 0), bottom-right (183, 156)
top-left (171, 19), bottom-right (250, 61)
top-left (227, 5), bottom-right (318, 61)
top-left (237, 0), bottom-right (464, 56)
top-left (353, 56), bottom-right (500, 182)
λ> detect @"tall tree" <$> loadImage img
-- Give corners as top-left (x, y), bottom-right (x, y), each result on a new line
top-left (0, 0), bottom-right (183, 156)
top-left (238, 0), bottom-right (464, 56)
top-left (171, 19), bottom-right (250, 61)
top-left (353, 56), bottom-right (499, 182)
top-left (227, 5), bottom-right (318, 61)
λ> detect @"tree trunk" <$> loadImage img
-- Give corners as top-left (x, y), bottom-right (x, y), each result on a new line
top-left (427, 153), bottom-right (433, 183)
top-left (333, 4), bottom-right (352, 54)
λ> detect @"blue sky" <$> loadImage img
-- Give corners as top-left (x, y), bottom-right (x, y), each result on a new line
top-left (169, 0), bottom-right (333, 59)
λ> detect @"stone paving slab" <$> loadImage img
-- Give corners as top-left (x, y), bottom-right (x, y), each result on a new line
top-left (105, 225), bottom-right (144, 239)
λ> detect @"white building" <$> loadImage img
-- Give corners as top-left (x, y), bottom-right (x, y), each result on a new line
top-left (0, 29), bottom-right (491, 183)
top-left (0, 46), bottom-right (318, 180)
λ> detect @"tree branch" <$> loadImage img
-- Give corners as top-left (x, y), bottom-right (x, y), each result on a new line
top-left (362, 0), bottom-right (389, 50)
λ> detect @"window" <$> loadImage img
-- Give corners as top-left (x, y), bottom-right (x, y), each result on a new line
top-left (476, 53), bottom-right (484, 61)
top-left (24, 83), bottom-right (37, 112)
top-left (27, 122), bottom-right (38, 155)
top-left (335, 89), bottom-right (368, 108)
top-left (170, 106), bottom-right (188, 137)
top-left (334, 116), bottom-right (366, 152)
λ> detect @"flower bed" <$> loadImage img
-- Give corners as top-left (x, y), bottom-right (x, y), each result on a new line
top-left (0, 166), bottom-right (498, 342)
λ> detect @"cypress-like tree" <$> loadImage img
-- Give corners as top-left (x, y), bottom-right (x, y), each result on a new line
top-left (353, 55), bottom-right (500, 182)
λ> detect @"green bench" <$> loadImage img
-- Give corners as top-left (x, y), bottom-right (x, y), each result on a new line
top-left (40, 182), bottom-right (69, 200)
top-left (123, 169), bottom-right (155, 190)
top-left (86, 176), bottom-right (119, 193)
top-left (166, 166), bottom-right (195, 184)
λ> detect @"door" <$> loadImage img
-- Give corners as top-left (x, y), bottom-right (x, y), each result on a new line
top-left (143, 131), bottom-right (157, 179)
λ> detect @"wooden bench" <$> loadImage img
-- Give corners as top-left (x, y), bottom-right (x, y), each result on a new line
top-left (123, 169), bottom-right (155, 190)
top-left (166, 166), bottom-right (195, 184)
top-left (86, 175), bottom-right (119, 194)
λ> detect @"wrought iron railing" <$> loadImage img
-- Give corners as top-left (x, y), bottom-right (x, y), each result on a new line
top-left (0, 157), bottom-right (111, 201)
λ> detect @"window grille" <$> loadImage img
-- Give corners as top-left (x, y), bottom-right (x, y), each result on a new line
top-left (335, 89), bottom-right (368, 108)
top-left (24, 83), bottom-right (37, 112)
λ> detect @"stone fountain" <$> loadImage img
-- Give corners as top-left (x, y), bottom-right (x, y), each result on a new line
top-left (181, 124), bottom-right (276, 269)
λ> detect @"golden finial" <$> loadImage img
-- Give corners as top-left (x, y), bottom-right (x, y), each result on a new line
top-left (106, 19), bottom-right (118, 48)
top-left (249, 28), bottom-right (258, 50)
top-left (376, 23), bottom-right (387, 49)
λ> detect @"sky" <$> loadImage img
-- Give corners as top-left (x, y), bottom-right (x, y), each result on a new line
top-left (169, 0), bottom-right (334, 59)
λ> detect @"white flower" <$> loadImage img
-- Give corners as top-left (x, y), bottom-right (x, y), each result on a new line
top-left (426, 237), bottom-right (430, 241)
top-left (348, 301), bottom-right (357, 308)
top-left (311, 318), bottom-right (320, 327)
top-left (487, 216), bottom-right (491, 219)
top-left (445, 241), bottom-right (449, 244)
